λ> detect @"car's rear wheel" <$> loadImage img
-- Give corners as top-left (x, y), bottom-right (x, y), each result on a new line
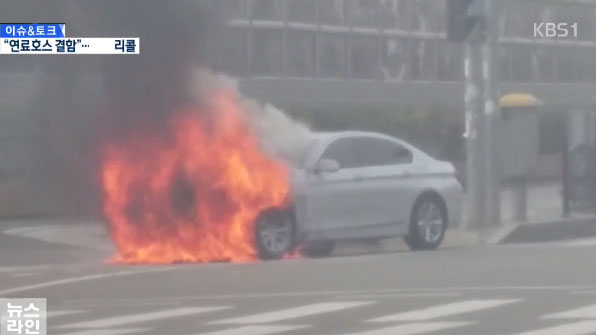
top-left (255, 209), bottom-right (294, 260)
top-left (301, 241), bottom-right (335, 258)
top-left (404, 194), bottom-right (447, 251)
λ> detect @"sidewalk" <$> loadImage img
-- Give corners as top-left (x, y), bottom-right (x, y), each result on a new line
top-left (472, 180), bottom-right (596, 245)
top-left (465, 180), bottom-right (565, 226)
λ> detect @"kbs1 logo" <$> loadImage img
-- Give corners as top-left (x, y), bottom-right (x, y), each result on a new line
top-left (533, 22), bottom-right (578, 38)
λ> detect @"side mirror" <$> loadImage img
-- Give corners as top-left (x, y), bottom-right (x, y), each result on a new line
top-left (314, 159), bottom-right (340, 173)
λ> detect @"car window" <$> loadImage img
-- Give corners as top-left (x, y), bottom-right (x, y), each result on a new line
top-left (353, 137), bottom-right (413, 166)
top-left (320, 138), bottom-right (359, 169)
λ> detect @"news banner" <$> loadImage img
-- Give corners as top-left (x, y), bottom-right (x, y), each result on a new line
top-left (0, 23), bottom-right (139, 54)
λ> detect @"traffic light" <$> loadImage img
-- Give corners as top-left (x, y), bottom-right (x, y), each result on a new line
top-left (447, 0), bottom-right (480, 42)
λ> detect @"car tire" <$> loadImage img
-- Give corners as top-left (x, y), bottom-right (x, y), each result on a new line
top-left (404, 194), bottom-right (447, 251)
top-left (301, 241), bottom-right (335, 258)
top-left (255, 208), bottom-right (294, 260)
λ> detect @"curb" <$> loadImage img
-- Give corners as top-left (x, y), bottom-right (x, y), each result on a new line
top-left (486, 215), bottom-right (596, 245)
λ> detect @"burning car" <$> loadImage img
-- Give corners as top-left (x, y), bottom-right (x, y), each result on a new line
top-left (101, 82), bottom-right (462, 264)
top-left (255, 131), bottom-right (464, 260)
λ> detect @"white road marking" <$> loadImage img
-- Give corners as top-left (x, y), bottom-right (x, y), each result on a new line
top-left (561, 238), bottom-right (596, 247)
top-left (62, 286), bottom-right (592, 304)
top-left (209, 301), bottom-right (374, 325)
top-left (343, 321), bottom-right (472, 335)
top-left (334, 292), bottom-right (462, 299)
top-left (0, 267), bottom-right (180, 295)
top-left (47, 310), bottom-right (86, 319)
top-left (63, 301), bottom-right (179, 309)
top-left (368, 299), bottom-right (519, 322)
top-left (0, 264), bottom-right (92, 273)
top-left (58, 329), bottom-right (148, 335)
top-left (509, 321), bottom-right (596, 335)
top-left (542, 303), bottom-right (596, 319)
top-left (60, 306), bottom-right (229, 329)
top-left (3, 224), bottom-right (112, 251)
top-left (10, 272), bottom-right (41, 278)
top-left (196, 325), bottom-right (309, 335)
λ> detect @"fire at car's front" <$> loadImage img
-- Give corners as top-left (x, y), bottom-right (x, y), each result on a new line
top-left (101, 86), bottom-right (292, 265)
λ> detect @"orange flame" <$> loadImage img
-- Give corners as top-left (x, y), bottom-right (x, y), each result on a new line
top-left (101, 89), bottom-right (290, 264)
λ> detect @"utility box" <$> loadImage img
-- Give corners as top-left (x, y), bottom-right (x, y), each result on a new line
top-left (499, 93), bottom-right (543, 181)
top-left (498, 93), bottom-right (543, 221)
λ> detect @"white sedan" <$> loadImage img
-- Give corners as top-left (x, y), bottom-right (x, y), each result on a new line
top-left (255, 131), bottom-right (463, 260)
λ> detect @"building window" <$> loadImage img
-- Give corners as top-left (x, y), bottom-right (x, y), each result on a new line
top-left (318, 34), bottom-right (347, 78)
top-left (410, 0), bottom-right (440, 33)
top-left (436, 40), bottom-right (463, 82)
top-left (408, 39), bottom-right (437, 81)
top-left (534, 46), bottom-right (555, 83)
top-left (498, 45), bottom-right (512, 82)
top-left (250, 30), bottom-right (283, 76)
top-left (511, 45), bottom-right (534, 82)
top-left (381, 38), bottom-right (407, 81)
top-left (287, 0), bottom-right (316, 23)
top-left (213, 0), bottom-right (245, 20)
top-left (503, 2), bottom-right (541, 38)
top-left (554, 47), bottom-right (576, 83)
top-left (351, 36), bottom-right (378, 79)
top-left (287, 31), bottom-right (315, 78)
top-left (249, 0), bottom-right (283, 20)
top-left (348, 0), bottom-right (377, 28)
top-left (378, 0), bottom-right (410, 30)
top-left (573, 49), bottom-right (594, 83)
top-left (211, 27), bottom-right (247, 77)
top-left (317, 0), bottom-right (346, 25)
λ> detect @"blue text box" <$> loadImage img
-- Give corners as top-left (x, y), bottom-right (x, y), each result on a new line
top-left (0, 23), bottom-right (65, 38)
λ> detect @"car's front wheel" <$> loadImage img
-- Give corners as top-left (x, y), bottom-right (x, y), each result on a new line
top-left (255, 209), bottom-right (294, 260)
top-left (404, 194), bottom-right (447, 251)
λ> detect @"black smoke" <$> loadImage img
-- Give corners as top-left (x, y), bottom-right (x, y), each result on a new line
top-left (0, 1), bottom-right (224, 217)
top-left (95, 0), bottom-right (219, 137)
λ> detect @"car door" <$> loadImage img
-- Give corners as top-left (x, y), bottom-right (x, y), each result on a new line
top-left (352, 136), bottom-right (416, 233)
top-left (304, 137), bottom-right (369, 235)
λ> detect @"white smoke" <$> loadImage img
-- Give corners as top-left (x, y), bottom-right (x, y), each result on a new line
top-left (190, 69), bottom-right (314, 166)
top-left (243, 100), bottom-right (313, 165)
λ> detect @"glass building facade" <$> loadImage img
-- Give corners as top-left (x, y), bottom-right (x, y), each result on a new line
top-left (209, 0), bottom-right (596, 84)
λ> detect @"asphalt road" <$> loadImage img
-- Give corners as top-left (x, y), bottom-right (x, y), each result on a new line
top-left (3, 224), bottom-right (596, 334)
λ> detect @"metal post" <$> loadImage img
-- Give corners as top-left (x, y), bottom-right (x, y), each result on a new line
top-left (482, 0), bottom-right (501, 226)
top-left (512, 177), bottom-right (528, 221)
top-left (464, 34), bottom-right (487, 229)
top-left (562, 113), bottom-right (571, 217)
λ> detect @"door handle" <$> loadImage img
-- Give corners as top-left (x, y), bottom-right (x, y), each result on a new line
top-left (354, 174), bottom-right (364, 181)
top-left (403, 170), bottom-right (412, 178)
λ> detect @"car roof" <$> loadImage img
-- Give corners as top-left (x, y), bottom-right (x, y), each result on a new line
top-left (310, 131), bottom-right (395, 141)
top-left (309, 130), bottom-right (423, 155)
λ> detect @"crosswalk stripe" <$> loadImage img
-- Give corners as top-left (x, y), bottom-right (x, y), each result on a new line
top-left (368, 299), bottom-right (519, 322)
top-left (508, 321), bottom-right (596, 335)
top-left (209, 301), bottom-right (374, 325)
top-left (343, 321), bottom-right (472, 335)
top-left (59, 306), bottom-right (229, 329)
top-left (196, 325), bottom-right (309, 335)
top-left (542, 303), bottom-right (596, 319)
top-left (58, 329), bottom-right (148, 335)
